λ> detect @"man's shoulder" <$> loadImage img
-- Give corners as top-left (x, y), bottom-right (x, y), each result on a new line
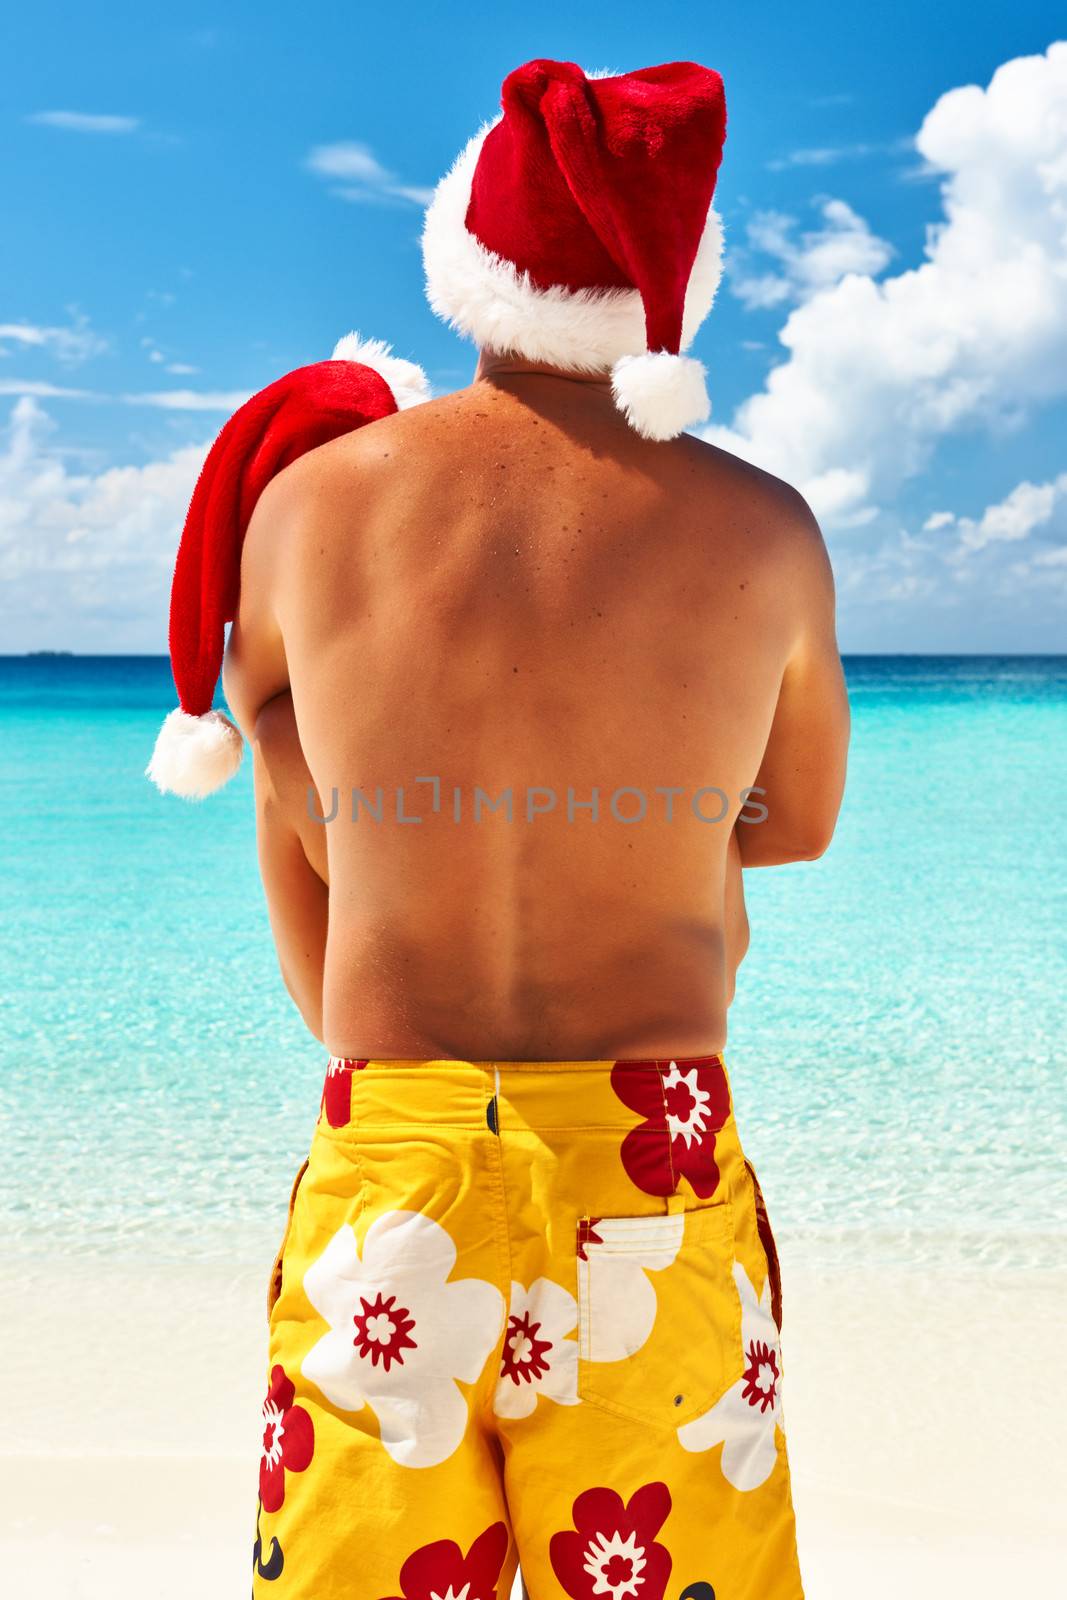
top-left (263, 391), bottom-right (453, 491)
top-left (659, 436), bottom-right (825, 599)
top-left (242, 389), bottom-right (462, 551)
top-left (680, 431), bottom-right (818, 534)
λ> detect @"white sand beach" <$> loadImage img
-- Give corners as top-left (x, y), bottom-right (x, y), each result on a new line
top-left (3, 1253), bottom-right (1063, 1598)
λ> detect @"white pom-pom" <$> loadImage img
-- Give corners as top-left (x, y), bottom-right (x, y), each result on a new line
top-left (145, 708), bottom-right (244, 799)
top-left (331, 331), bottom-right (432, 410)
top-left (610, 352), bottom-right (710, 441)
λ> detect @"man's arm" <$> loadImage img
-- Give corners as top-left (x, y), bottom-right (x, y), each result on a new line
top-left (737, 500), bottom-right (850, 867)
top-left (220, 468), bottom-right (330, 1040)
top-left (250, 696), bottom-right (329, 1042)
top-left (220, 470), bottom-right (297, 738)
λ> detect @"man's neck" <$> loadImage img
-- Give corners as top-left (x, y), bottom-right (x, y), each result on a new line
top-left (473, 349), bottom-right (614, 393)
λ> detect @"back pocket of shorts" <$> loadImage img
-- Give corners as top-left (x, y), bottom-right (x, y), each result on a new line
top-left (576, 1205), bottom-right (743, 1429)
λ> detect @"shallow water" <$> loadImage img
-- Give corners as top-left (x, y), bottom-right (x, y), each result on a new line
top-left (1, 655), bottom-right (1064, 1270)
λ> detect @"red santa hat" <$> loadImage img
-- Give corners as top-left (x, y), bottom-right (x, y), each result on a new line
top-left (422, 58), bottom-right (728, 441)
top-left (146, 334), bottom-right (430, 799)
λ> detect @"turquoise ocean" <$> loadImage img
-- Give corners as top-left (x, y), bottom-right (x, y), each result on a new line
top-left (1, 655), bottom-right (1064, 1274)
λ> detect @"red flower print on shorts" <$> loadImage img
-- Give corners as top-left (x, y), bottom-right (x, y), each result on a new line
top-left (499, 1306), bottom-right (553, 1387)
top-left (259, 1364), bottom-right (314, 1513)
top-left (550, 1480), bottom-right (672, 1600)
top-left (610, 1058), bottom-right (731, 1198)
top-left (381, 1519), bottom-right (510, 1600)
top-left (741, 1338), bottom-right (780, 1414)
top-left (352, 1290), bottom-right (418, 1371)
top-left (320, 1057), bottom-right (367, 1129)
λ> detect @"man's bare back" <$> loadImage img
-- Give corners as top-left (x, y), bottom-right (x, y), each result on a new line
top-left (223, 356), bottom-right (849, 1061)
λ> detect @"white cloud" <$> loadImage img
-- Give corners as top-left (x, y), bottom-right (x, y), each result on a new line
top-left (958, 477), bottom-right (1062, 552)
top-left (0, 379), bottom-right (99, 399)
top-left (766, 139), bottom-right (903, 172)
top-left (934, 472), bottom-right (1067, 556)
top-left (306, 141), bottom-right (432, 207)
top-left (834, 529), bottom-right (943, 611)
top-left (832, 471), bottom-right (1067, 648)
top-left (385, 183), bottom-right (435, 206)
top-left (0, 376), bottom-right (242, 410)
top-left (0, 315), bottom-right (106, 365)
top-left (119, 388), bottom-right (250, 411)
top-left (730, 199), bottom-right (894, 309)
top-left (802, 467), bottom-right (879, 527)
top-left (704, 42), bottom-right (1067, 529)
top-left (307, 141), bottom-right (392, 184)
top-left (27, 111), bottom-right (139, 134)
top-left (139, 337), bottom-right (198, 375)
top-left (0, 397), bottom-right (206, 649)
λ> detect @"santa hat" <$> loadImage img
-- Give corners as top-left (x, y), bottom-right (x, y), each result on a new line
top-left (422, 58), bottom-right (727, 441)
top-left (146, 334), bottom-right (430, 799)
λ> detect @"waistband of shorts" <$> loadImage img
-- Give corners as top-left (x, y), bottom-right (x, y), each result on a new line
top-left (316, 1053), bottom-right (733, 1135)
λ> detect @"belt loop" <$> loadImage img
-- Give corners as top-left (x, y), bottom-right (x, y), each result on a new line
top-left (666, 1192), bottom-right (686, 1214)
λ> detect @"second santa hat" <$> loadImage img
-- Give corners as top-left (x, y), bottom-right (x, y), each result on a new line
top-left (145, 335), bottom-right (430, 799)
top-left (422, 58), bottom-right (728, 441)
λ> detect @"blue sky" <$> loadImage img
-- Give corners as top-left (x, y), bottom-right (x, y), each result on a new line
top-left (2, 2), bottom-right (1065, 651)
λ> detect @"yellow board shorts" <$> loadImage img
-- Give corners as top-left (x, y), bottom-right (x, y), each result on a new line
top-left (254, 1055), bottom-right (804, 1600)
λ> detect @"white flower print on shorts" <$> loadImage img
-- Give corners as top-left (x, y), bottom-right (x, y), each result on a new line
top-left (675, 1260), bottom-right (784, 1490)
top-left (301, 1209), bottom-right (505, 1468)
top-left (494, 1276), bottom-right (580, 1418)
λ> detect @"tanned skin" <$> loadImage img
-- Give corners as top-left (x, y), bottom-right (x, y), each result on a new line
top-left (222, 353), bottom-right (850, 1060)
